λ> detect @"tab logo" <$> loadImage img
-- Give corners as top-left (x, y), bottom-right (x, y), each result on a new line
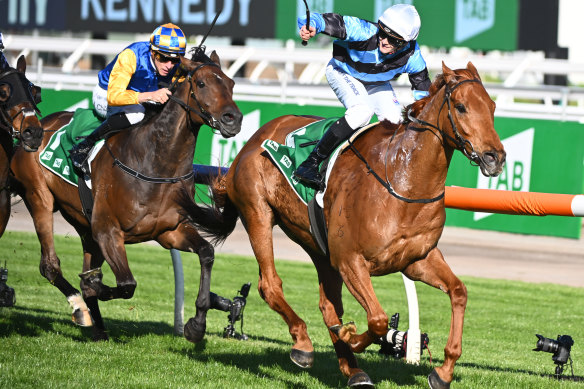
top-left (455, 0), bottom-right (495, 43)
top-left (211, 110), bottom-right (261, 167)
top-left (474, 127), bottom-right (534, 221)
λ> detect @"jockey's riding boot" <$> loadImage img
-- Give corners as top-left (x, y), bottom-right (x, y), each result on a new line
top-left (294, 116), bottom-right (354, 190)
top-left (69, 112), bottom-right (131, 173)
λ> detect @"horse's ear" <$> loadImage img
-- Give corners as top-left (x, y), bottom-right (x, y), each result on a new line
top-left (467, 61), bottom-right (481, 80)
top-left (209, 50), bottom-right (221, 67)
top-left (17, 55), bottom-right (26, 73)
top-left (441, 61), bottom-right (456, 83)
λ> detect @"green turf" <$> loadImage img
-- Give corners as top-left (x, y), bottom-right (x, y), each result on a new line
top-left (1, 231), bottom-right (582, 388)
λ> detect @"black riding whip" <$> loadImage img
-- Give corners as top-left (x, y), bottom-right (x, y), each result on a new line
top-left (190, 9), bottom-right (222, 60)
top-left (301, 0), bottom-right (310, 46)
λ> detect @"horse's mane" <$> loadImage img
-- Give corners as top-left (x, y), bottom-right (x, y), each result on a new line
top-left (401, 68), bottom-right (476, 124)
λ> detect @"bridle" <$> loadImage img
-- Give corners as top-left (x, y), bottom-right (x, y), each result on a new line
top-left (407, 78), bottom-right (482, 164)
top-left (167, 60), bottom-right (222, 131)
top-left (348, 78), bottom-right (482, 204)
top-left (0, 68), bottom-right (41, 140)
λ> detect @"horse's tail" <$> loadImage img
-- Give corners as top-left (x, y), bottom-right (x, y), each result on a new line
top-left (179, 175), bottom-right (238, 246)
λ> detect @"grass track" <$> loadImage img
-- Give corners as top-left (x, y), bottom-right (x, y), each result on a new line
top-left (1, 231), bottom-right (583, 388)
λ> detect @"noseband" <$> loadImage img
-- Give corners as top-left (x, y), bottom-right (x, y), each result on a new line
top-left (0, 69), bottom-right (40, 139)
top-left (407, 78), bottom-right (482, 164)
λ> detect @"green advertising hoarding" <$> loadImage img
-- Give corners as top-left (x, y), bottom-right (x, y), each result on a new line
top-left (38, 89), bottom-right (583, 238)
top-left (277, 0), bottom-right (519, 51)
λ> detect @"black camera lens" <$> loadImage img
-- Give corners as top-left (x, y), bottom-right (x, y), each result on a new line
top-left (534, 334), bottom-right (559, 353)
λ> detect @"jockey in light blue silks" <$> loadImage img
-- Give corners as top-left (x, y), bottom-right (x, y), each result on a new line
top-left (293, 4), bottom-right (432, 190)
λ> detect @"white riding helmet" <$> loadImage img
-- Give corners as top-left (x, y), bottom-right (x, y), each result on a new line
top-left (378, 4), bottom-right (421, 42)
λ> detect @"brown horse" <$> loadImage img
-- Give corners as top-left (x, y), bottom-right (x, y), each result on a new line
top-left (9, 51), bottom-right (242, 341)
top-left (0, 56), bottom-right (44, 236)
top-left (186, 62), bottom-right (505, 388)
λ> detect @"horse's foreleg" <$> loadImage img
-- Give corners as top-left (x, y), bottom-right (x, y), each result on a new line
top-left (337, 254), bottom-right (388, 353)
top-left (78, 234), bottom-right (109, 340)
top-left (244, 210), bottom-right (314, 368)
top-left (313, 259), bottom-right (370, 385)
top-left (158, 223), bottom-right (214, 344)
top-left (93, 227), bottom-right (137, 301)
top-left (403, 247), bottom-right (467, 388)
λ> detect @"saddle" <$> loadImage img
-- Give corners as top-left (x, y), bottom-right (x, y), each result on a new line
top-left (262, 119), bottom-right (377, 255)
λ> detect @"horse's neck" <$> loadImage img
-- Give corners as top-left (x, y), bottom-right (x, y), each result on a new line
top-left (387, 109), bottom-right (453, 194)
top-left (124, 95), bottom-right (199, 176)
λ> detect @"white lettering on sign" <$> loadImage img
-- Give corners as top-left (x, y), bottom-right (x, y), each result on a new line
top-left (80, 0), bottom-right (253, 25)
top-left (7, 0), bottom-right (48, 25)
top-left (211, 109), bottom-right (261, 167)
top-left (474, 127), bottom-right (534, 221)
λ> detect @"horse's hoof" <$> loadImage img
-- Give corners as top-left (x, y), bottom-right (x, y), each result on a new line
top-left (290, 348), bottom-right (314, 368)
top-left (347, 371), bottom-right (374, 387)
top-left (184, 317), bottom-right (206, 343)
top-left (428, 369), bottom-right (450, 389)
top-left (72, 308), bottom-right (93, 327)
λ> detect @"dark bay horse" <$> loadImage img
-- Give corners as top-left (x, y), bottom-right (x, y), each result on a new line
top-left (187, 62), bottom-right (505, 388)
top-left (0, 56), bottom-right (44, 236)
top-left (9, 51), bottom-right (242, 341)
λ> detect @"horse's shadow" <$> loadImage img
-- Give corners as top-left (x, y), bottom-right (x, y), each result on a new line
top-left (0, 305), bottom-right (175, 343)
top-left (174, 331), bottom-right (431, 387)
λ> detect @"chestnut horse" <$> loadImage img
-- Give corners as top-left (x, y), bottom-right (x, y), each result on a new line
top-left (0, 56), bottom-right (44, 236)
top-left (187, 63), bottom-right (505, 388)
top-left (9, 51), bottom-right (242, 341)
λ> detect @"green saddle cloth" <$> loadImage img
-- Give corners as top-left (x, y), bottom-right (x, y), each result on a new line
top-left (261, 117), bottom-right (341, 204)
top-left (39, 108), bottom-right (103, 186)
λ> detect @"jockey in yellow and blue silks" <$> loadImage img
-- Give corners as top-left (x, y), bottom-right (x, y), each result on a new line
top-left (69, 23), bottom-right (187, 173)
top-left (293, 4), bottom-right (431, 190)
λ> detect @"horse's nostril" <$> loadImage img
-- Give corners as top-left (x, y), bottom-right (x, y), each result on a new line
top-left (483, 152), bottom-right (497, 165)
top-left (221, 113), bottom-right (235, 124)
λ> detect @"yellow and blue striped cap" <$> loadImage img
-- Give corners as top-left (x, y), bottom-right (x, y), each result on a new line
top-left (150, 23), bottom-right (186, 57)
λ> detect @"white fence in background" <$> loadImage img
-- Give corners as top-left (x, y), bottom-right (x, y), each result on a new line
top-left (4, 34), bottom-right (584, 122)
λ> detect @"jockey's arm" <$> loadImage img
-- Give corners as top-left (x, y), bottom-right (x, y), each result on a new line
top-left (107, 49), bottom-right (169, 106)
top-left (406, 45), bottom-right (431, 100)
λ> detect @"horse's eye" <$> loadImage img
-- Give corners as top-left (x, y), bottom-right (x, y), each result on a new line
top-left (197, 81), bottom-right (205, 88)
top-left (455, 103), bottom-right (466, 113)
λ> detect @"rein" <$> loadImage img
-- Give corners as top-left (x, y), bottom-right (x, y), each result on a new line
top-left (348, 78), bottom-right (481, 204)
top-left (348, 139), bottom-right (444, 204)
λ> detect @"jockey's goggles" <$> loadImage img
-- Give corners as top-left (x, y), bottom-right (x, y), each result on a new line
top-left (377, 23), bottom-right (408, 49)
top-left (154, 51), bottom-right (181, 65)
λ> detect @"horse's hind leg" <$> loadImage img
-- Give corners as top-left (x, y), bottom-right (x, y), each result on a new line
top-left (244, 208), bottom-right (314, 368)
top-left (313, 257), bottom-right (372, 387)
top-left (402, 247), bottom-right (467, 389)
top-left (24, 192), bottom-right (91, 326)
